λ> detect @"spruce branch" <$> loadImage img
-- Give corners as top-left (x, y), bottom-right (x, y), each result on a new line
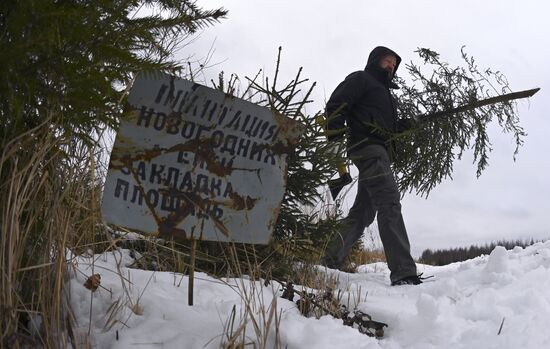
top-left (391, 47), bottom-right (536, 197)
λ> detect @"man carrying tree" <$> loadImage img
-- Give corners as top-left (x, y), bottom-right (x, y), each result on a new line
top-left (322, 46), bottom-right (423, 286)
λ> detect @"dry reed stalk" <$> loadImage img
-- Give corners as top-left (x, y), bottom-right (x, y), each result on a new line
top-left (1, 125), bottom-right (106, 348)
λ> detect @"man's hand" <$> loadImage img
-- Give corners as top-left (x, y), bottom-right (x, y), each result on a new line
top-left (326, 139), bottom-right (351, 199)
top-left (396, 118), bottom-right (417, 133)
top-left (329, 172), bottom-right (352, 200)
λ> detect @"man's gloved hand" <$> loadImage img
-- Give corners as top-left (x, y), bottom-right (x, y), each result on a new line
top-left (326, 138), bottom-right (351, 199)
top-left (329, 172), bottom-right (352, 200)
top-left (396, 118), bottom-right (417, 133)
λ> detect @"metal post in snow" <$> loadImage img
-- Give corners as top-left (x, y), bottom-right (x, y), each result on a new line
top-left (188, 239), bottom-right (197, 306)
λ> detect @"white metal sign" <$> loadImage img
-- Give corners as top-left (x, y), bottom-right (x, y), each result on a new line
top-left (101, 72), bottom-right (303, 244)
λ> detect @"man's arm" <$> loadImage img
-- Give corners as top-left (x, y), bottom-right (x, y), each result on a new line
top-left (326, 72), bottom-right (366, 141)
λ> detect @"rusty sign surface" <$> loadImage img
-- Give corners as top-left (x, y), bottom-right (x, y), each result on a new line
top-left (101, 72), bottom-right (303, 244)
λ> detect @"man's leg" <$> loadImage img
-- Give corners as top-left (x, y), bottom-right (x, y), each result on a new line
top-left (322, 175), bottom-right (376, 269)
top-left (355, 145), bottom-right (417, 283)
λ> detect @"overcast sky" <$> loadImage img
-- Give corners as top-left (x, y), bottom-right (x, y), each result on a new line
top-left (184, 0), bottom-right (550, 256)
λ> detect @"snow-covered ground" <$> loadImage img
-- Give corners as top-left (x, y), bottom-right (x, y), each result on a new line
top-left (68, 241), bottom-right (550, 348)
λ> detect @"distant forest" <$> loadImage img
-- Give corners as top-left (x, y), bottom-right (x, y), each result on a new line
top-left (419, 238), bottom-right (546, 266)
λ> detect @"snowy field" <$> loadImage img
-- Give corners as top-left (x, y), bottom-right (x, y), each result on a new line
top-left (68, 240), bottom-right (550, 348)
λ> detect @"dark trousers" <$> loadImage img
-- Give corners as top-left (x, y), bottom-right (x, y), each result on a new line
top-left (323, 144), bottom-right (417, 283)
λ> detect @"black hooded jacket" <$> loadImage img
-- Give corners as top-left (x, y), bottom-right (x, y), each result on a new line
top-left (326, 46), bottom-right (403, 153)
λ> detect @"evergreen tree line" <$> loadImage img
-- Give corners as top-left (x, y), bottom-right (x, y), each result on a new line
top-left (419, 238), bottom-right (545, 265)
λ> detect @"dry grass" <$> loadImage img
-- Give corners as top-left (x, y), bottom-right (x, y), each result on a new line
top-left (349, 248), bottom-right (387, 267)
top-left (196, 244), bottom-right (284, 349)
top-left (347, 226), bottom-right (387, 271)
top-left (0, 125), bottom-right (104, 348)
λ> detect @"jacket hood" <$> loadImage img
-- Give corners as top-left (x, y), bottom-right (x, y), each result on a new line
top-left (365, 46), bottom-right (402, 76)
